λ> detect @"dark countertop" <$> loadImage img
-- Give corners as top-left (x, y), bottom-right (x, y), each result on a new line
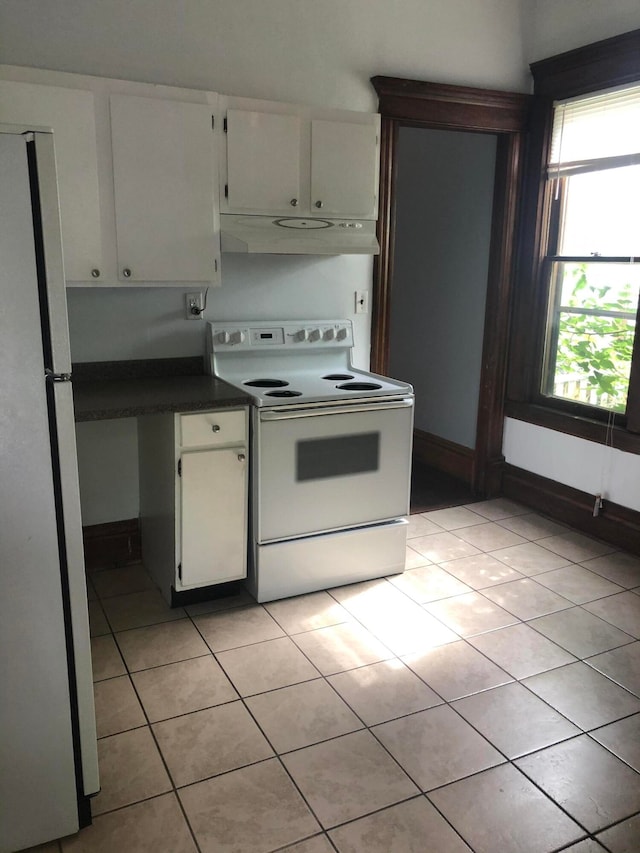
top-left (72, 358), bottom-right (251, 422)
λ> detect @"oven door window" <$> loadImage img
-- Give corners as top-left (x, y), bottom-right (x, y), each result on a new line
top-left (297, 432), bottom-right (379, 481)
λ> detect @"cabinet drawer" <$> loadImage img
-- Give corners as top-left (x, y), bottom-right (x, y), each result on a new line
top-left (179, 410), bottom-right (246, 448)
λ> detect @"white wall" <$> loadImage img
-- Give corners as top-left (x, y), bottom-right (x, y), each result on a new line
top-left (526, 0), bottom-right (640, 62)
top-left (504, 418), bottom-right (640, 512)
top-left (0, 0), bottom-right (531, 109)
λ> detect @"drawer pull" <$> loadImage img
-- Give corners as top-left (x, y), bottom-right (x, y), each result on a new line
top-left (211, 424), bottom-right (221, 433)
top-left (237, 453), bottom-right (246, 462)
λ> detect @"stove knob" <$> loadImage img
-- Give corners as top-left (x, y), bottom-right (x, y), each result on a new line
top-left (217, 331), bottom-right (231, 344)
top-left (230, 330), bottom-right (245, 345)
top-left (308, 328), bottom-right (321, 342)
top-left (295, 329), bottom-right (309, 342)
top-left (336, 327), bottom-right (348, 341)
top-left (323, 328), bottom-right (336, 341)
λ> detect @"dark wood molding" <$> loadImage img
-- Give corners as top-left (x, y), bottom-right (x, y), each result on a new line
top-left (371, 117), bottom-right (397, 375)
top-left (508, 28), bottom-right (640, 444)
top-left (371, 77), bottom-right (530, 131)
top-left (413, 428), bottom-right (475, 485)
top-left (502, 464), bottom-right (640, 556)
top-left (530, 28), bottom-right (640, 98)
top-left (83, 518), bottom-right (142, 570)
top-left (371, 75), bottom-right (531, 498)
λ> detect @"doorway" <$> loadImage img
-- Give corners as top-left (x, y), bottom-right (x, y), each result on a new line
top-left (370, 76), bottom-right (530, 505)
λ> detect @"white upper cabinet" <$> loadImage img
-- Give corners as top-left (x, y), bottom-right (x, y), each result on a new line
top-left (221, 98), bottom-right (380, 220)
top-left (226, 110), bottom-right (301, 213)
top-left (310, 119), bottom-right (379, 219)
top-left (110, 94), bottom-right (220, 284)
top-left (0, 81), bottom-right (102, 282)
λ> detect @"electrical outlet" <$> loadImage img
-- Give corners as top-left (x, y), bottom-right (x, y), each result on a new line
top-left (355, 290), bottom-right (369, 314)
top-left (185, 292), bottom-right (204, 321)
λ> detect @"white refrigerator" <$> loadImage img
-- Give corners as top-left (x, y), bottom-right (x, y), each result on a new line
top-left (0, 126), bottom-right (99, 851)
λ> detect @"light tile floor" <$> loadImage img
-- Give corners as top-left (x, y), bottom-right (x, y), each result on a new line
top-left (33, 499), bottom-right (640, 853)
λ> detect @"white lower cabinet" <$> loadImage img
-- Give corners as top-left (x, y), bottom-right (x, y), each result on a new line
top-left (138, 408), bottom-right (248, 605)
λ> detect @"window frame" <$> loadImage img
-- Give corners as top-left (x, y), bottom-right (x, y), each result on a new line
top-left (506, 27), bottom-right (640, 451)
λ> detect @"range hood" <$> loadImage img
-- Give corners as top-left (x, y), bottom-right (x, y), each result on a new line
top-left (220, 214), bottom-right (380, 255)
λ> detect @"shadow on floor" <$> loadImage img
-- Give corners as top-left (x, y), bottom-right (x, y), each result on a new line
top-left (410, 459), bottom-right (478, 514)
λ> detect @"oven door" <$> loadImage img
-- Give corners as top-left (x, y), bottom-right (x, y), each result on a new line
top-left (257, 396), bottom-right (414, 542)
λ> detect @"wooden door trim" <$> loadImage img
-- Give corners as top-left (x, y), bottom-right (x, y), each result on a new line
top-left (371, 76), bottom-right (530, 495)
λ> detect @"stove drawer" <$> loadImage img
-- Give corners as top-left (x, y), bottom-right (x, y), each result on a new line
top-left (180, 409), bottom-right (246, 448)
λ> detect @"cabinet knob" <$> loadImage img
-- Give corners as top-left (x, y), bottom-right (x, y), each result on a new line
top-left (315, 200), bottom-right (323, 209)
top-left (91, 268), bottom-right (100, 278)
top-left (237, 453), bottom-right (246, 462)
top-left (122, 268), bottom-right (132, 278)
top-left (290, 198), bottom-right (298, 207)
top-left (211, 424), bottom-right (221, 433)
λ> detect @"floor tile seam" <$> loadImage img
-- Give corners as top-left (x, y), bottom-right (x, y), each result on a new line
top-left (591, 807), bottom-right (640, 840)
top-left (124, 651), bottom-right (215, 676)
top-left (529, 535), bottom-right (619, 563)
top-left (504, 676), bottom-right (596, 737)
top-left (428, 756), bottom-right (594, 840)
top-left (109, 621), bottom-right (212, 675)
top-left (580, 606), bottom-right (640, 640)
top-left (286, 605), bottom-right (399, 667)
top-left (192, 648), bottom-right (333, 835)
top-left (582, 655), bottom-right (640, 698)
top-left (399, 634), bottom-right (515, 699)
top-left (513, 751), bottom-right (639, 837)
top-left (146, 694), bottom-right (248, 727)
top-left (269, 831), bottom-right (339, 853)
top-left (585, 720), bottom-right (640, 770)
top-left (109, 612), bottom-right (190, 637)
top-left (187, 604), bottom-right (288, 656)
top-left (518, 604), bottom-right (636, 659)
top-left (324, 791), bottom-right (470, 851)
top-left (264, 615), bottom-right (355, 638)
top-left (107, 662), bottom-right (205, 853)
top-left (576, 562), bottom-right (640, 590)
top-left (92, 584), bottom-right (156, 601)
top-left (478, 576), bottom-right (576, 618)
top-left (362, 694), bottom-right (511, 795)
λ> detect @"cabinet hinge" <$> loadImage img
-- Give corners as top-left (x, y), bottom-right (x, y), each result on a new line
top-left (177, 562), bottom-right (182, 581)
top-left (178, 459), bottom-right (182, 477)
top-left (223, 117), bottom-right (227, 133)
top-left (211, 115), bottom-right (215, 130)
top-left (214, 258), bottom-right (218, 273)
top-left (224, 184), bottom-right (229, 198)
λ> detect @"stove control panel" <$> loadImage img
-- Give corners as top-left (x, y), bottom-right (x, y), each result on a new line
top-left (210, 320), bottom-right (354, 351)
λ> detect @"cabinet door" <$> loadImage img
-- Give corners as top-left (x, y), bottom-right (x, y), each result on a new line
top-left (0, 81), bottom-right (102, 281)
top-left (311, 119), bottom-right (379, 219)
top-left (180, 447), bottom-right (247, 587)
top-left (226, 109), bottom-right (301, 214)
top-left (110, 94), bottom-right (219, 283)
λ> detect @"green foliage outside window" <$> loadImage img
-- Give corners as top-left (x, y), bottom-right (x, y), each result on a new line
top-left (552, 263), bottom-right (637, 413)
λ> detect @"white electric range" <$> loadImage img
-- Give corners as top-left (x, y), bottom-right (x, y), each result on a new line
top-left (207, 319), bottom-right (414, 602)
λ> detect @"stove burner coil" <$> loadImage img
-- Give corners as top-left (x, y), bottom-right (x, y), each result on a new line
top-left (337, 381), bottom-right (383, 391)
top-left (265, 390), bottom-right (303, 397)
top-left (244, 379), bottom-right (289, 388)
top-left (323, 373), bottom-right (354, 380)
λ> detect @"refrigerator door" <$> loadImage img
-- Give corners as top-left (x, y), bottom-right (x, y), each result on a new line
top-left (0, 129), bottom-right (96, 852)
top-left (32, 130), bottom-right (100, 797)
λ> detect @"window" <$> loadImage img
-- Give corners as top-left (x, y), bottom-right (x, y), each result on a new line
top-left (541, 85), bottom-right (640, 415)
top-left (507, 28), bottom-right (640, 447)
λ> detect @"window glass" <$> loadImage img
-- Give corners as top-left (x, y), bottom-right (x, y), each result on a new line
top-left (558, 165), bottom-right (640, 256)
top-left (544, 262), bottom-right (640, 413)
top-left (296, 432), bottom-right (380, 481)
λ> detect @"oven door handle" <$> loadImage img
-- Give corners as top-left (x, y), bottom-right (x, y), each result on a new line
top-left (259, 397), bottom-right (414, 420)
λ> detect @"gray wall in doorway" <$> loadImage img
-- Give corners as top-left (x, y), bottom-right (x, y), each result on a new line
top-left (389, 126), bottom-right (497, 449)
